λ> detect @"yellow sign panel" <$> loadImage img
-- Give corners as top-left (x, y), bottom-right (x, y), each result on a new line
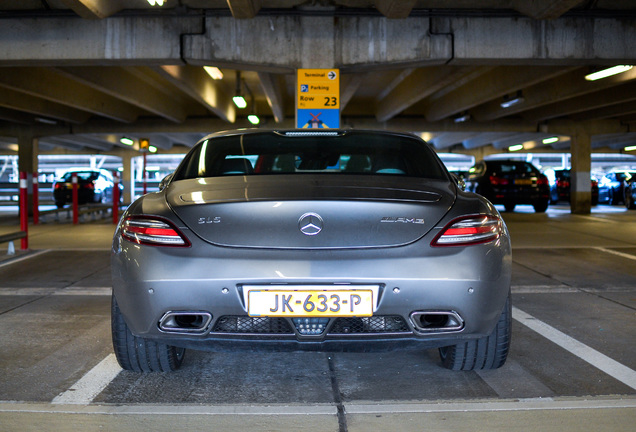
top-left (297, 69), bottom-right (340, 109)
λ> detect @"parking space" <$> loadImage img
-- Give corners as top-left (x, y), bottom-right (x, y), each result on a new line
top-left (1, 208), bottom-right (635, 431)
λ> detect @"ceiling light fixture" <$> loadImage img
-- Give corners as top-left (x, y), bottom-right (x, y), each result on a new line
top-left (542, 136), bottom-right (559, 145)
top-left (248, 114), bottom-right (260, 125)
top-left (35, 117), bottom-right (57, 125)
top-left (585, 65), bottom-right (633, 81)
top-left (625, 145), bottom-right (636, 152)
top-left (233, 71), bottom-right (247, 109)
top-left (204, 66), bottom-right (223, 80)
top-left (120, 137), bottom-right (134, 146)
top-left (147, 0), bottom-right (165, 6)
top-left (149, 145), bottom-right (158, 153)
top-left (500, 91), bottom-right (525, 109)
top-left (508, 144), bottom-right (524, 152)
top-left (454, 113), bottom-right (471, 123)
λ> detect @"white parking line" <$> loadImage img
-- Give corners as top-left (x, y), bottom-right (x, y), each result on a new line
top-left (513, 306), bottom-right (636, 391)
top-left (0, 249), bottom-right (51, 269)
top-left (52, 354), bottom-right (122, 405)
top-left (594, 247), bottom-right (636, 261)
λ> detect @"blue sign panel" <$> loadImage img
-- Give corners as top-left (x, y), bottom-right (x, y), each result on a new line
top-left (296, 109), bottom-right (340, 129)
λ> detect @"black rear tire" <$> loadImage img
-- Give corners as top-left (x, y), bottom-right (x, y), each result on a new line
top-left (503, 203), bottom-right (516, 212)
top-left (533, 200), bottom-right (549, 213)
top-left (111, 294), bottom-right (185, 372)
top-left (626, 189), bottom-right (636, 210)
top-left (439, 294), bottom-right (511, 371)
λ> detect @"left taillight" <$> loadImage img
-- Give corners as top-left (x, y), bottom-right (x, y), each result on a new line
top-left (121, 216), bottom-right (191, 247)
top-left (431, 215), bottom-right (503, 247)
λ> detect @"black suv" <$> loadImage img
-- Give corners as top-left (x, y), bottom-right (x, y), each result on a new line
top-left (465, 160), bottom-right (550, 212)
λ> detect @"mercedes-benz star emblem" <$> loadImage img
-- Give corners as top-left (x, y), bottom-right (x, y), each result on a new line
top-left (298, 212), bottom-right (323, 236)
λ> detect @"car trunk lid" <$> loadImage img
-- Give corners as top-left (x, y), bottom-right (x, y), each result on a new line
top-left (166, 176), bottom-right (454, 249)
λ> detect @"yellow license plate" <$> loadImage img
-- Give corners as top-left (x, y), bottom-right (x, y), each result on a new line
top-left (248, 289), bottom-right (373, 317)
top-left (515, 178), bottom-right (533, 185)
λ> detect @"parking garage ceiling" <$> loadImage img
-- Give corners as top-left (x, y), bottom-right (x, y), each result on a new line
top-left (0, 0), bottom-right (636, 155)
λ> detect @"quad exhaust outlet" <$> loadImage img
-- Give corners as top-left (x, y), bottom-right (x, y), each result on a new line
top-left (159, 311), bottom-right (212, 334)
top-left (410, 311), bottom-right (464, 332)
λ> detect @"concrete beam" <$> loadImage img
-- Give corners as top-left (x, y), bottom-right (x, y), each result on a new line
top-left (226, 0), bottom-right (262, 19)
top-left (60, 0), bottom-right (127, 19)
top-left (511, 0), bottom-right (587, 20)
top-left (1, 15), bottom-right (635, 69)
top-left (475, 67), bottom-right (636, 121)
top-left (257, 72), bottom-right (285, 123)
top-left (523, 81), bottom-right (636, 122)
top-left (0, 67), bottom-right (140, 123)
top-left (185, 15), bottom-right (453, 71)
top-left (0, 16), bottom-right (200, 66)
top-left (376, 66), bottom-right (468, 122)
top-left (55, 67), bottom-right (189, 123)
top-left (374, 0), bottom-right (417, 19)
top-left (0, 87), bottom-right (91, 124)
top-left (462, 132), bottom-right (519, 149)
top-left (424, 66), bottom-right (574, 122)
top-left (155, 65), bottom-right (236, 123)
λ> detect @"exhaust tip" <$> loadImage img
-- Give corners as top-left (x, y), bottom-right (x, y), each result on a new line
top-left (410, 311), bottom-right (464, 332)
top-left (159, 311), bottom-right (212, 334)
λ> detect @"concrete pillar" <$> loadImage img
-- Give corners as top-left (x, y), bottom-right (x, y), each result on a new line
top-left (570, 130), bottom-right (592, 214)
top-left (121, 150), bottom-right (134, 204)
top-left (17, 133), bottom-right (38, 215)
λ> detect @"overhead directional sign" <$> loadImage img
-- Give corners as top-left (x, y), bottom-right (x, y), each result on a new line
top-left (296, 68), bottom-right (340, 128)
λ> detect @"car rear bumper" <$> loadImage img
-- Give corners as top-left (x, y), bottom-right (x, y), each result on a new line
top-left (112, 231), bottom-right (512, 348)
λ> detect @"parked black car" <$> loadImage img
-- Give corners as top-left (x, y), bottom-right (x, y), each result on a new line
top-left (597, 171), bottom-right (636, 205)
top-left (547, 169), bottom-right (599, 205)
top-left (465, 160), bottom-right (550, 212)
top-left (625, 178), bottom-right (636, 210)
top-left (53, 169), bottom-right (122, 208)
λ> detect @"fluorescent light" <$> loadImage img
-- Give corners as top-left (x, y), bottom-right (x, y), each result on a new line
top-left (204, 66), bottom-right (223, 80)
top-left (625, 145), bottom-right (636, 152)
top-left (35, 117), bottom-right (57, 125)
top-left (500, 96), bottom-right (524, 109)
top-left (120, 137), bottom-right (134, 146)
top-left (147, 0), bottom-right (164, 6)
top-left (585, 65), bottom-right (633, 81)
top-left (233, 95), bottom-right (247, 109)
top-left (542, 136), bottom-right (559, 144)
top-left (454, 114), bottom-right (470, 123)
top-left (508, 144), bottom-right (524, 152)
top-left (247, 114), bottom-right (260, 125)
top-left (149, 146), bottom-right (158, 153)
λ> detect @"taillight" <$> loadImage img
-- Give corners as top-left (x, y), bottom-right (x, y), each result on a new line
top-left (536, 175), bottom-right (549, 186)
top-left (54, 183), bottom-right (62, 189)
top-left (489, 175), bottom-right (509, 186)
top-left (431, 215), bottom-right (503, 247)
top-left (121, 216), bottom-right (190, 247)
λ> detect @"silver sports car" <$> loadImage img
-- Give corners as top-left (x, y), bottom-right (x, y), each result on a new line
top-left (111, 129), bottom-right (512, 372)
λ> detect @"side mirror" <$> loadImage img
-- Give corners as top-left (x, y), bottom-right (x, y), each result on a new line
top-left (159, 173), bottom-right (174, 191)
top-left (450, 173), bottom-right (466, 191)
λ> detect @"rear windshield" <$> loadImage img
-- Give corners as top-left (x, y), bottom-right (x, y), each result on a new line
top-left (61, 171), bottom-right (99, 181)
top-left (173, 131), bottom-right (448, 181)
top-left (489, 162), bottom-right (538, 175)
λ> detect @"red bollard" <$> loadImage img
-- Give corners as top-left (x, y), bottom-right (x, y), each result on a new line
top-left (72, 172), bottom-right (79, 225)
top-left (112, 171), bottom-right (120, 225)
top-left (19, 172), bottom-right (28, 250)
top-left (32, 173), bottom-right (39, 225)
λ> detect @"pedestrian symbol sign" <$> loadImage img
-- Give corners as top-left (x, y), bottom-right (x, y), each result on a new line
top-left (296, 68), bottom-right (340, 128)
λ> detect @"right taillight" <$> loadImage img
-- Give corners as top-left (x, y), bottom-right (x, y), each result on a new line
top-left (121, 216), bottom-right (191, 247)
top-left (489, 175), bottom-right (509, 186)
top-left (431, 215), bottom-right (503, 247)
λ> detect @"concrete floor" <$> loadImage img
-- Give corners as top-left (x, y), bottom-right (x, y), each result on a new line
top-left (1, 204), bottom-right (635, 431)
